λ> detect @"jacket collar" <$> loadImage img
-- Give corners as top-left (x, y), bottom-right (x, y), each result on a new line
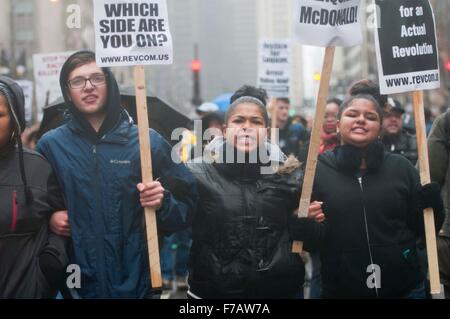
top-left (66, 110), bottom-right (132, 145)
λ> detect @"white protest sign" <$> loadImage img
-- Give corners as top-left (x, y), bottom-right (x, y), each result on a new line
top-left (294, 0), bottom-right (362, 47)
top-left (33, 52), bottom-right (72, 121)
top-left (94, 0), bottom-right (173, 67)
top-left (374, 0), bottom-right (440, 94)
top-left (257, 39), bottom-right (291, 98)
top-left (16, 80), bottom-right (33, 125)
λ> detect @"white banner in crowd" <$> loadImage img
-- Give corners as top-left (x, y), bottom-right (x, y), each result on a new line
top-left (32, 52), bottom-right (72, 121)
top-left (16, 80), bottom-right (33, 125)
top-left (93, 0), bottom-right (173, 67)
top-left (257, 39), bottom-right (292, 98)
top-left (374, 0), bottom-right (440, 94)
top-left (293, 0), bottom-right (362, 47)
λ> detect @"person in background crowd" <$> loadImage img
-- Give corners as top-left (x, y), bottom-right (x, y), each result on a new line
top-left (381, 98), bottom-right (418, 164)
top-left (273, 97), bottom-right (310, 157)
top-left (427, 110), bottom-right (450, 298)
top-left (36, 51), bottom-right (198, 299)
top-left (196, 102), bottom-right (219, 119)
top-left (0, 76), bottom-right (68, 298)
top-left (186, 85), bottom-right (322, 299)
top-left (320, 98), bottom-right (341, 154)
top-left (311, 93), bottom-right (443, 298)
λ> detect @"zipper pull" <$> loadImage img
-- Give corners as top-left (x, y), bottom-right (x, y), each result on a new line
top-left (11, 190), bottom-right (18, 232)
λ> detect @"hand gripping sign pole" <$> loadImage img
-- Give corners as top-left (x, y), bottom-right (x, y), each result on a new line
top-left (412, 91), bottom-right (443, 298)
top-left (134, 66), bottom-right (162, 288)
top-left (292, 46), bottom-right (335, 253)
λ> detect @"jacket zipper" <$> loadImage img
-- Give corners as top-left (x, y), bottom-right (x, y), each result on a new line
top-left (357, 176), bottom-right (379, 298)
top-left (11, 190), bottom-right (18, 232)
top-left (92, 144), bottom-right (108, 297)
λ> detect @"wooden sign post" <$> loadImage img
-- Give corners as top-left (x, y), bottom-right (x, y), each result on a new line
top-left (292, 46), bottom-right (335, 253)
top-left (412, 91), bottom-right (443, 298)
top-left (134, 65), bottom-right (162, 288)
top-left (93, 0), bottom-right (174, 290)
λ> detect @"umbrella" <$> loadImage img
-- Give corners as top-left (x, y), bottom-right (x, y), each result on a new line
top-left (213, 93), bottom-right (233, 112)
top-left (37, 86), bottom-right (191, 146)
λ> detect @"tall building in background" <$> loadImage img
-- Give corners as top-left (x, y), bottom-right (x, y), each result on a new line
top-left (340, 0), bottom-right (375, 92)
top-left (0, 0), bottom-right (70, 79)
top-left (257, 0), bottom-right (305, 110)
top-left (1, 0), bottom-right (448, 121)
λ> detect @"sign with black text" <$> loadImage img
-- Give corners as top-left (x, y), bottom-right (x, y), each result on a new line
top-left (93, 0), bottom-right (173, 67)
top-left (294, 0), bottom-right (362, 47)
top-left (375, 0), bottom-right (440, 94)
top-left (257, 39), bottom-right (291, 98)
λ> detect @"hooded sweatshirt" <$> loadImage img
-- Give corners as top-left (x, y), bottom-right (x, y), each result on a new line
top-left (37, 51), bottom-right (198, 298)
top-left (58, 50), bottom-right (122, 144)
top-left (0, 76), bottom-right (68, 298)
top-left (314, 148), bottom-right (442, 298)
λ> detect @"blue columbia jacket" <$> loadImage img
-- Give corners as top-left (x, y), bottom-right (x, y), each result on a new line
top-left (37, 112), bottom-right (197, 298)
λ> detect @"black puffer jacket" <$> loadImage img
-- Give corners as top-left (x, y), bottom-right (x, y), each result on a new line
top-left (314, 149), bottom-right (443, 298)
top-left (187, 156), bottom-right (321, 299)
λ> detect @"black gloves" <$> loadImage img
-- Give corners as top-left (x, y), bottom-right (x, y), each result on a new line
top-left (39, 248), bottom-right (66, 292)
top-left (288, 215), bottom-right (323, 252)
top-left (417, 182), bottom-right (445, 231)
top-left (417, 182), bottom-right (442, 212)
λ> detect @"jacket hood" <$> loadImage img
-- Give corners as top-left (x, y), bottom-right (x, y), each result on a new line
top-left (59, 50), bottom-right (122, 143)
top-left (0, 76), bottom-right (26, 134)
top-left (0, 76), bottom-right (33, 204)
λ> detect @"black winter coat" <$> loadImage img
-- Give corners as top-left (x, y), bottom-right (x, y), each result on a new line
top-left (187, 158), bottom-right (320, 299)
top-left (314, 150), bottom-right (441, 298)
top-left (0, 149), bottom-right (67, 298)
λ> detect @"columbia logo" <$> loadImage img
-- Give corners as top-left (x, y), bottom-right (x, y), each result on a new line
top-left (110, 159), bottom-right (131, 165)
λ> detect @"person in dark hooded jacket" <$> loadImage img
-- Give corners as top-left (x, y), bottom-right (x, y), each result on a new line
top-left (187, 85), bottom-right (322, 299)
top-left (311, 94), bottom-right (444, 298)
top-left (0, 76), bottom-right (68, 298)
top-left (36, 51), bottom-right (198, 299)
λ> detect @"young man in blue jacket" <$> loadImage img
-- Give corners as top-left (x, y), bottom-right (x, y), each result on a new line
top-left (37, 50), bottom-right (198, 299)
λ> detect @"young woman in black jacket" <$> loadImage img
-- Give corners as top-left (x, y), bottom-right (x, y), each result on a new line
top-left (0, 76), bottom-right (68, 298)
top-left (187, 86), bottom-right (321, 299)
top-left (311, 94), bottom-right (444, 298)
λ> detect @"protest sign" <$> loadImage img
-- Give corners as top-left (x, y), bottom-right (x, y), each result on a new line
top-left (94, 0), bottom-right (173, 67)
top-left (294, 0), bottom-right (362, 47)
top-left (375, 0), bottom-right (440, 94)
top-left (32, 52), bottom-right (72, 121)
top-left (257, 39), bottom-right (291, 98)
top-left (16, 80), bottom-right (33, 125)
top-left (292, 0), bottom-right (362, 253)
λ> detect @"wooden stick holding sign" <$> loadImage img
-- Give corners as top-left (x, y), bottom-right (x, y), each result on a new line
top-left (269, 98), bottom-right (279, 145)
top-left (292, 46), bottom-right (335, 253)
top-left (412, 91), bottom-right (443, 298)
top-left (134, 66), bottom-right (162, 289)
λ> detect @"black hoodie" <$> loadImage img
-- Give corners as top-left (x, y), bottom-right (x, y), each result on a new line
top-left (59, 50), bottom-right (123, 143)
top-left (0, 76), bottom-right (68, 298)
top-left (313, 148), bottom-right (443, 298)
